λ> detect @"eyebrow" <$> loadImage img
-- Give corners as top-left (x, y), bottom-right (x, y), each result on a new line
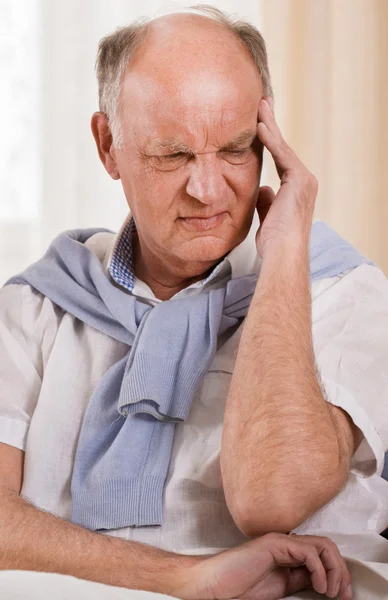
top-left (148, 139), bottom-right (194, 154)
top-left (220, 130), bottom-right (257, 151)
top-left (146, 129), bottom-right (257, 154)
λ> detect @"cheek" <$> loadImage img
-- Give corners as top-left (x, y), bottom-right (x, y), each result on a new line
top-left (133, 170), bottom-right (186, 230)
top-left (120, 161), bottom-right (179, 214)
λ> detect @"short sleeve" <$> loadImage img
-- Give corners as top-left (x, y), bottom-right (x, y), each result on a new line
top-left (0, 284), bottom-right (62, 450)
top-left (311, 264), bottom-right (388, 478)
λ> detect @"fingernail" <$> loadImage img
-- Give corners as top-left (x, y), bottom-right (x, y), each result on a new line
top-left (346, 583), bottom-right (353, 599)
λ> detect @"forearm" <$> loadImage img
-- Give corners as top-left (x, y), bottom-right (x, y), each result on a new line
top-left (221, 239), bottom-right (347, 535)
top-left (0, 488), bottom-right (200, 595)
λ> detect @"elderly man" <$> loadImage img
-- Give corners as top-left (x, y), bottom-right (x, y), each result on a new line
top-left (0, 6), bottom-right (387, 600)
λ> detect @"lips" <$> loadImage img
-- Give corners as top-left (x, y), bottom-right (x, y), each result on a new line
top-left (181, 212), bottom-right (225, 220)
top-left (180, 211), bottom-right (227, 231)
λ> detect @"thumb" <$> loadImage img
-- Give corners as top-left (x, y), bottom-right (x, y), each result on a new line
top-left (256, 185), bottom-right (276, 225)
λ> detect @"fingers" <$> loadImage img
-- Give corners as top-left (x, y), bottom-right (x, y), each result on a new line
top-left (256, 185), bottom-right (276, 224)
top-left (291, 534), bottom-right (353, 600)
top-left (262, 532), bottom-right (352, 599)
top-left (287, 539), bottom-right (328, 596)
top-left (267, 95), bottom-right (275, 112)
top-left (262, 533), bottom-right (327, 595)
top-left (257, 97), bottom-right (283, 143)
top-left (257, 96), bottom-right (302, 177)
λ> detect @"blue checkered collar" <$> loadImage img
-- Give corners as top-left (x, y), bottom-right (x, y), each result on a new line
top-left (107, 216), bottom-right (137, 292)
top-left (107, 212), bottom-right (261, 294)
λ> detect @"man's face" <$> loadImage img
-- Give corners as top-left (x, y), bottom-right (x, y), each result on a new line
top-left (112, 16), bottom-right (264, 271)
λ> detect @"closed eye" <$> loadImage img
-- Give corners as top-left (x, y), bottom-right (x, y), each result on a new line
top-left (218, 146), bottom-right (254, 165)
top-left (224, 148), bottom-right (250, 155)
top-left (165, 152), bottom-right (187, 159)
top-left (151, 151), bottom-right (191, 172)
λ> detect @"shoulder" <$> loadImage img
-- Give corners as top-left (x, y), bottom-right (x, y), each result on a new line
top-left (0, 282), bottom-right (52, 324)
top-left (0, 228), bottom-right (117, 330)
top-left (311, 263), bottom-right (388, 314)
top-left (311, 262), bottom-right (388, 358)
top-left (310, 263), bottom-right (388, 477)
top-left (0, 282), bottom-right (64, 354)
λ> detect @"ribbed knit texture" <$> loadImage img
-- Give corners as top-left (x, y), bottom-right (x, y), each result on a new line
top-left (4, 220), bottom-right (374, 530)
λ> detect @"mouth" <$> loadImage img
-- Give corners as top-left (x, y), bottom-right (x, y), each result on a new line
top-left (179, 211), bottom-right (228, 232)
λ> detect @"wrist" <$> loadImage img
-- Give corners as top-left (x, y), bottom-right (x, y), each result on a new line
top-left (259, 237), bottom-right (309, 284)
top-left (163, 554), bottom-right (207, 600)
top-left (260, 230), bottom-right (310, 262)
top-left (165, 554), bottom-right (214, 600)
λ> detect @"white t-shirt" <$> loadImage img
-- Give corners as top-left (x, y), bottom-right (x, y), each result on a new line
top-left (0, 218), bottom-right (388, 556)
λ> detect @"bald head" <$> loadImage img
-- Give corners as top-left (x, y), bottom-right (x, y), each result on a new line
top-left (120, 12), bottom-right (263, 155)
top-left (127, 14), bottom-right (260, 106)
top-left (130, 11), bottom-right (259, 74)
top-left (96, 7), bottom-right (272, 146)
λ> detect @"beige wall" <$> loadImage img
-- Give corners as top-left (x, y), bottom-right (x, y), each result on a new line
top-left (260, 0), bottom-right (388, 274)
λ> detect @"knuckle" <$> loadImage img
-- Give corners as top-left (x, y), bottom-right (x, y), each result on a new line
top-left (309, 174), bottom-right (319, 192)
top-left (303, 171), bottom-right (318, 190)
top-left (321, 536), bottom-right (334, 546)
top-left (297, 171), bottom-right (318, 203)
top-left (321, 538), bottom-right (339, 556)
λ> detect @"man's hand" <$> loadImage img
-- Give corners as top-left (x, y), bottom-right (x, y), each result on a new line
top-left (174, 532), bottom-right (353, 600)
top-left (255, 96), bottom-right (318, 258)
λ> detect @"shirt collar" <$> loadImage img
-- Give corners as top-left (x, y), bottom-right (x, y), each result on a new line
top-left (107, 211), bottom-right (261, 294)
top-left (107, 216), bottom-right (137, 292)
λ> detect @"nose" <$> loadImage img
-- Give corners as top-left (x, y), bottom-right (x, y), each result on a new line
top-left (185, 153), bottom-right (229, 205)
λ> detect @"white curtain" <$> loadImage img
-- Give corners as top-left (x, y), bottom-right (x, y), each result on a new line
top-left (261, 0), bottom-right (388, 275)
top-left (0, 0), bottom-right (261, 285)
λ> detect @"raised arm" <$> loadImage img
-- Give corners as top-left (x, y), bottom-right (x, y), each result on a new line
top-left (220, 97), bottom-right (362, 537)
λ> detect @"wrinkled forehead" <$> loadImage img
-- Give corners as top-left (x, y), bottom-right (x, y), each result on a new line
top-left (121, 67), bottom-right (263, 148)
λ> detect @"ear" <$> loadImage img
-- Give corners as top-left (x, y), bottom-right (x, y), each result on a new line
top-left (91, 112), bottom-right (120, 180)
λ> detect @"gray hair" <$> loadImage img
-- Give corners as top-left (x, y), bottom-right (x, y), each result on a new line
top-left (96, 5), bottom-right (273, 148)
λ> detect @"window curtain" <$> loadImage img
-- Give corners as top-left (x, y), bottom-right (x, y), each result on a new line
top-left (260, 0), bottom-right (388, 274)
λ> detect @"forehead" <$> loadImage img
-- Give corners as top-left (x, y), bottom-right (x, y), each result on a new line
top-left (121, 68), bottom-right (263, 149)
top-left (120, 15), bottom-right (263, 146)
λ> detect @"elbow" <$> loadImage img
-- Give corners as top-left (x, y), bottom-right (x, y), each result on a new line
top-left (230, 494), bottom-right (309, 538)
top-left (222, 442), bottom-right (350, 538)
top-left (227, 472), bottom-right (348, 539)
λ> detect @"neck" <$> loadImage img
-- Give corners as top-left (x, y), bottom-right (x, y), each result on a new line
top-left (133, 233), bottom-right (222, 301)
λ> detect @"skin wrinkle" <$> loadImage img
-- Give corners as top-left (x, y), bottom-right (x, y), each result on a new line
top-left (143, 129), bottom-right (257, 156)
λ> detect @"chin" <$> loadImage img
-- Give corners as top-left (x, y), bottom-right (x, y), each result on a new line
top-left (177, 235), bottom-right (234, 263)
